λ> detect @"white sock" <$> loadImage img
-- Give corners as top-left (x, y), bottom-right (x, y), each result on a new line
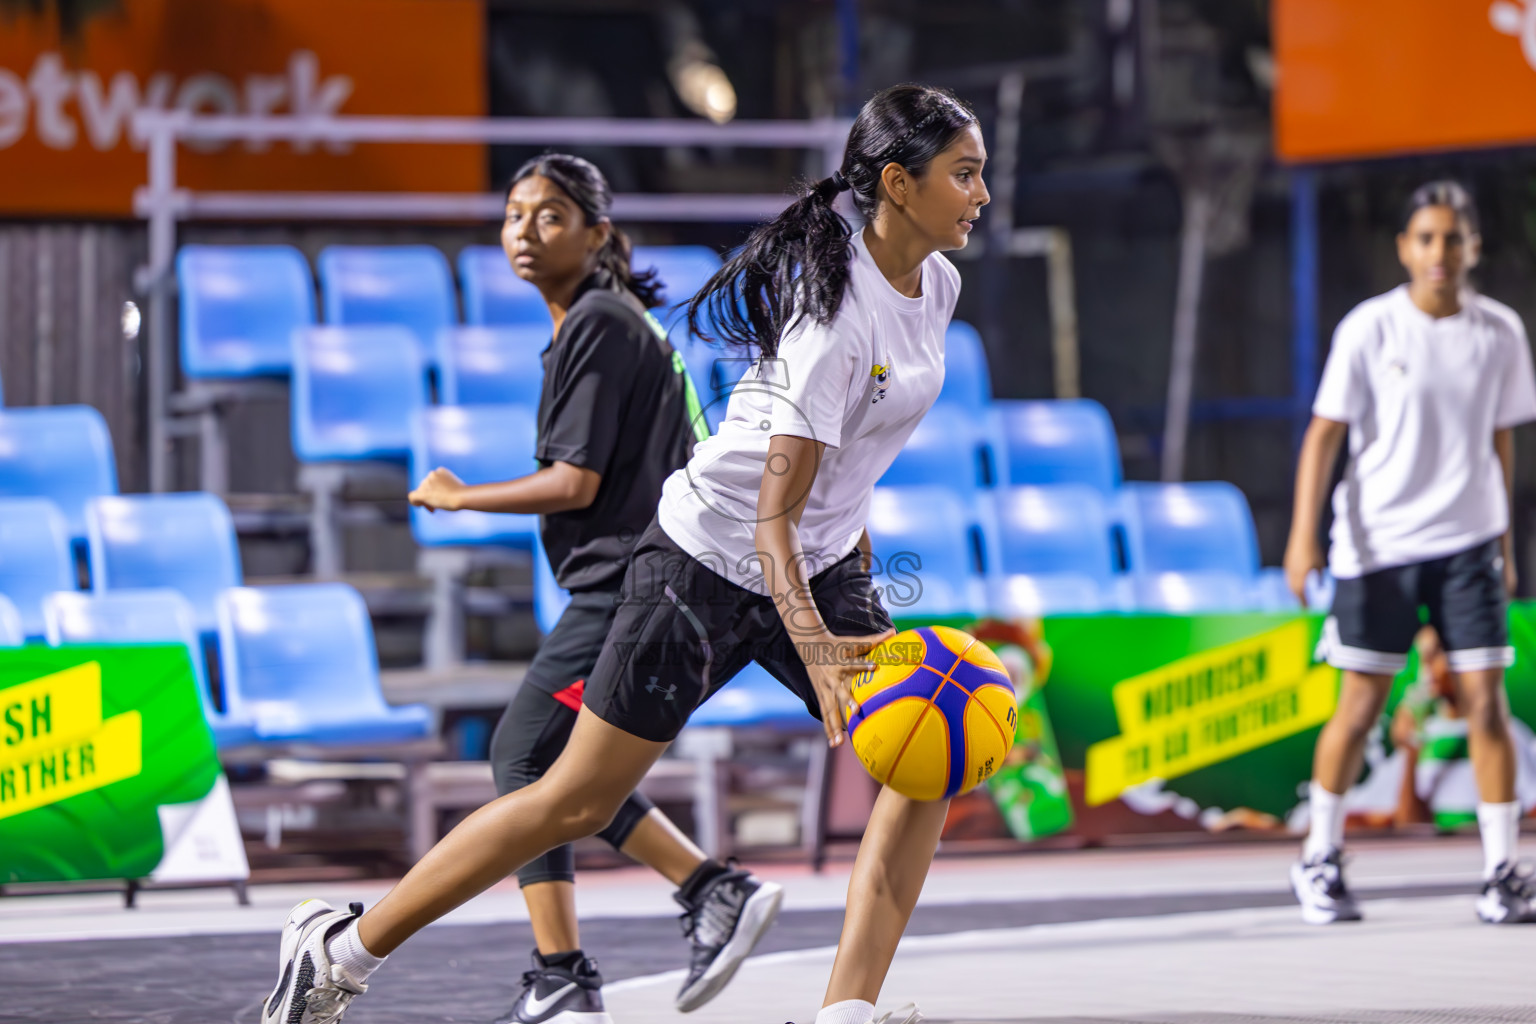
top-left (1478, 800), bottom-right (1521, 878)
top-left (816, 999), bottom-right (876, 1024)
top-left (325, 920), bottom-right (387, 982)
top-left (1304, 782), bottom-right (1347, 861)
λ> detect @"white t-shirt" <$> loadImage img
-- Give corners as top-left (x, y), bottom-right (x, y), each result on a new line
top-left (658, 229), bottom-right (961, 595)
top-left (1313, 285), bottom-right (1536, 578)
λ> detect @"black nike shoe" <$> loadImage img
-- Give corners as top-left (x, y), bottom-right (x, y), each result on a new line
top-left (674, 863), bottom-right (784, 1012)
top-left (494, 950), bottom-right (611, 1024)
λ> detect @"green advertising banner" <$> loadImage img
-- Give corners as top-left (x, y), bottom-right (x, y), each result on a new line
top-left (902, 603), bottom-right (1536, 843)
top-left (0, 645), bottom-right (246, 885)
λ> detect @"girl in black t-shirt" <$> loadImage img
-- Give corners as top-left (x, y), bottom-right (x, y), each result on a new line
top-left (402, 155), bottom-right (779, 1024)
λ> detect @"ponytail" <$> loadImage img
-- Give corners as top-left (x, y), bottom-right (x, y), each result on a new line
top-left (687, 84), bottom-right (977, 357)
top-left (505, 153), bottom-right (663, 308)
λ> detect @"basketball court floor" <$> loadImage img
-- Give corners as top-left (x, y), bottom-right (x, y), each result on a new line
top-left (5, 837), bottom-right (1535, 1024)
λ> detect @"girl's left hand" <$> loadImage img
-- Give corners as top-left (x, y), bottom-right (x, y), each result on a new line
top-left (409, 467), bottom-right (467, 512)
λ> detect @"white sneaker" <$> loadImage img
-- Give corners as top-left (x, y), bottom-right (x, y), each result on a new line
top-left (1290, 848), bottom-right (1362, 925)
top-left (262, 899), bottom-right (370, 1024)
top-left (869, 1004), bottom-right (924, 1024)
top-left (1477, 861), bottom-right (1536, 924)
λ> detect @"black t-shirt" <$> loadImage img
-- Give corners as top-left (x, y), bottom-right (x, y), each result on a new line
top-left (537, 276), bottom-right (700, 592)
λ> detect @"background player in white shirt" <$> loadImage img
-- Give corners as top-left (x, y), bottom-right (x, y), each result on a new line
top-left (1285, 181), bottom-right (1536, 925)
top-left (262, 83), bottom-right (989, 1024)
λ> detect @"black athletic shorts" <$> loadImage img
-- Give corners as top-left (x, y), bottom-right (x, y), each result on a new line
top-left (522, 589), bottom-right (623, 697)
top-left (582, 517), bottom-right (893, 743)
top-left (1322, 538), bottom-right (1512, 675)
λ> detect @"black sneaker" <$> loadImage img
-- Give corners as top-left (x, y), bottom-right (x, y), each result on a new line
top-left (674, 863), bottom-right (784, 1012)
top-left (1289, 847), bottom-right (1362, 925)
top-left (1477, 861), bottom-right (1536, 924)
top-left (494, 951), bottom-right (611, 1024)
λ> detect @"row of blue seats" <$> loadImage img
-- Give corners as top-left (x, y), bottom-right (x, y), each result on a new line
top-left (177, 243), bottom-right (723, 379)
top-left (0, 494), bottom-right (430, 749)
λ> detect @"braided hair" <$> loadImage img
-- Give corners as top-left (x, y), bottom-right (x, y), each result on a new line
top-left (687, 84), bottom-right (977, 357)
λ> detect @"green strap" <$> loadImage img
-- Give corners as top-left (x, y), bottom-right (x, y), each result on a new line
top-left (646, 310), bottom-right (711, 442)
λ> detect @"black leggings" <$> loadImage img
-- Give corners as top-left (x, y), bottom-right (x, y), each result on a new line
top-left (488, 682), bottom-right (656, 887)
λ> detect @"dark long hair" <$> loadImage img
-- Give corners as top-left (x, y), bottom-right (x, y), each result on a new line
top-left (1403, 180), bottom-right (1480, 235)
top-left (687, 84), bottom-right (977, 356)
top-left (507, 153), bottom-right (665, 308)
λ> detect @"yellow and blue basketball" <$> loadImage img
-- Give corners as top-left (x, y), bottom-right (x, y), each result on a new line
top-left (848, 625), bottom-right (1017, 801)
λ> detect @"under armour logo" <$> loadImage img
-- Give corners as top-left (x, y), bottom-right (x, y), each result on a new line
top-left (646, 676), bottom-right (677, 700)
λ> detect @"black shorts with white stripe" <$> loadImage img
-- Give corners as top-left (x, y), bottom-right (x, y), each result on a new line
top-left (1321, 537), bottom-right (1511, 675)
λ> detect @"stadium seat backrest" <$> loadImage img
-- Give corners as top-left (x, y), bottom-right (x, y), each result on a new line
top-left (998, 573), bottom-right (1107, 617)
top-left (291, 325), bottom-right (426, 462)
top-left (43, 588), bottom-right (211, 712)
top-left (318, 245), bottom-right (456, 363)
top-left (879, 404), bottom-right (993, 492)
top-left (0, 595), bottom-right (22, 646)
top-left (1122, 481), bottom-right (1261, 576)
top-left (993, 485), bottom-right (1117, 582)
top-left (0, 406), bottom-right (118, 540)
top-left (866, 485), bottom-right (986, 617)
top-left (409, 405), bottom-right (540, 547)
top-left (85, 493), bottom-right (242, 632)
top-left (632, 246), bottom-right (723, 325)
top-left (533, 540), bottom-right (571, 635)
top-left (458, 246), bottom-right (549, 328)
top-left (217, 583), bottom-right (388, 715)
top-left (997, 399), bottom-right (1121, 494)
top-left (936, 320), bottom-right (992, 408)
top-left (177, 245), bottom-right (315, 377)
top-left (437, 326), bottom-right (548, 407)
top-left (0, 498), bottom-right (74, 637)
top-left (1133, 570), bottom-right (1255, 614)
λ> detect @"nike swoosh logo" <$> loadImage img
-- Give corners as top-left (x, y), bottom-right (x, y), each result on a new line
top-left (523, 982), bottom-right (579, 1018)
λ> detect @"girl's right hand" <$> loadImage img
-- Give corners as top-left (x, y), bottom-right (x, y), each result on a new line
top-left (409, 467), bottom-right (467, 512)
top-left (805, 628), bottom-right (897, 749)
top-left (1283, 535), bottom-right (1325, 606)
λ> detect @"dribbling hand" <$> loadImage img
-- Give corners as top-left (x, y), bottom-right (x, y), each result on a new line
top-left (409, 467), bottom-right (467, 512)
top-left (804, 628), bottom-right (896, 749)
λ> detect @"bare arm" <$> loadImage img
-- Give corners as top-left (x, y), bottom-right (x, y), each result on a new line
top-left (1497, 427), bottom-right (1518, 596)
top-left (409, 461), bottom-right (601, 515)
top-left (1284, 416), bottom-right (1348, 605)
top-left (754, 435), bottom-right (893, 747)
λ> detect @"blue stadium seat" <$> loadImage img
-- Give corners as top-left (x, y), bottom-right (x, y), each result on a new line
top-left (1252, 567), bottom-right (1302, 612)
top-left (437, 326), bottom-right (547, 407)
top-left (291, 326), bottom-right (427, 463)
top-left (44, 589), bottom-right (259, 748)
top-left (0, 498), bottom-right (75, 639)
top-left (996, 399), bottom-right (1122, 494)
top-left (85, 493), bottom-right (242, 634)
top-left (1132, 571), bottom-right (1256, 614)
top-left (997, 573), bottom-right (1108, 616)
top-left (177, 245), bottom-right (315, 377)
top-left (992, 485), bottom-right (1117, 583)
top-left (0, 595), bottom-right (20, 646)
top-left (0, 406), bottom-right (118, 540)
top-left (936, 320), bottom-right (992, 409)
top-left (1120, 482), bottom-right (1261, 577)
top-left (318, 246), bottom-right (457, 364)
top-left (632, 245), bottom-right (722, 327)
top-left (409, 405), bottom-right (539, 548)
top-left (217, 583), bottom-right (433, 745)
top-left (458, 245), bottom-right (549, 328)
top-left (533, 540), bottom-right (571, 636)
top-left (866, 486), bottom-right (987, 619)
top-left (879, 404), bottom-right (1000, 492)
top-left (689, 661), bottom-right (811, 728)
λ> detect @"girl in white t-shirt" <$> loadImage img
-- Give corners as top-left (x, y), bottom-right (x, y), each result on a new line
top-left (1286, 181), bottom-right (1536, 926)
top-left (261, 84), bottom-right (989, 1024)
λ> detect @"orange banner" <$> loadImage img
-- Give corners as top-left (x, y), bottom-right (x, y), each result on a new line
top-left (0, 0), bottom-right (485, 216)
top-left (1275, 0), bottom-right (1536, 162)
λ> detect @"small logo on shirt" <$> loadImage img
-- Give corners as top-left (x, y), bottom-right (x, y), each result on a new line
top-left (869, 364), bottom-right (891, 404)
